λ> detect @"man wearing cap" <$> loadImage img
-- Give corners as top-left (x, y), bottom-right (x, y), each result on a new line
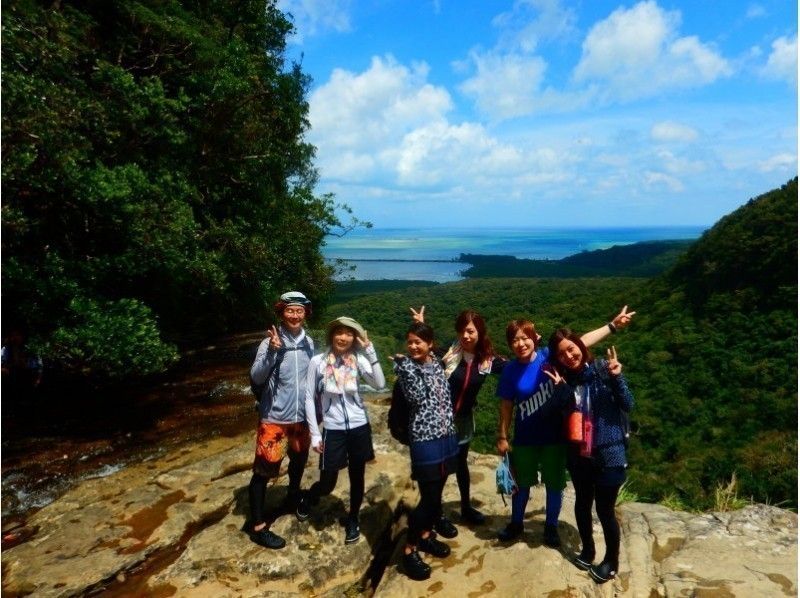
top-left (247, 291), bottom-right (315, 549)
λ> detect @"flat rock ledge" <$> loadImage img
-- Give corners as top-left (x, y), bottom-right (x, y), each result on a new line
top-left (3, 399), bottom-right (796, 597)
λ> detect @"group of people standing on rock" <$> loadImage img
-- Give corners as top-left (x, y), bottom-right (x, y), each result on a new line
top-left (247, 290), bottom-right (635, 586)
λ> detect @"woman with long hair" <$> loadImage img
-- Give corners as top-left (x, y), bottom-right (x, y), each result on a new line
top-left (545, 328), bottom-right (633, 585)
top-left (411, 306), bottom-right (506, 530)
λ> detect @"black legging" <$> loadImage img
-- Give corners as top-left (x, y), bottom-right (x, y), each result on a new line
top-left (407, 477), bottom-right (447, 545)
top-left (456, 442), bottom-right (471, 508)
top-left (571, 470), bottom-right (621, 567)
top-left (306, 461), bottom-right (366, 519)
top-left (249, 448), bottom-right (309, 526)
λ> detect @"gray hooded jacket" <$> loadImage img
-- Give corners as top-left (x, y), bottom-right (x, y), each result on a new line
top-left (250, 327), bottom-right (315, 424)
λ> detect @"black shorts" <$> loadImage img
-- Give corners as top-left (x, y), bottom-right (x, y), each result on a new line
top-left (320, 423), bottom-right (375, 471)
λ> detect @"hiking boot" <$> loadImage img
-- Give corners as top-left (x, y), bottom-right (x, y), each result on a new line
top-left (296, 495), bottom-right (311, 522)
top-left (402, 550), bottom-right (431, 580)
top-left (589, 560), bottom-right (617, 584)
top-left (460, 505), bottom-right (486, 525)
top-left (543, 524), bottom-right (561, 548)
top-left (344, 518), bottom-right (361, 544)
top-left (434, 516), bottom-right (458, 539)
top-left (418, 533), bottom-right (451, 558)
top-left (573, 549), bottom-right (595, 571)
top-left (497, 521), bottom-right (524, 542)
top-left (249, 527), bottom-right (286, 549)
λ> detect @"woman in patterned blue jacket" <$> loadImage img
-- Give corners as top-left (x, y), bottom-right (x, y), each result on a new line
top-left (392, 322), bottom-right (459, 582)
top-left (545, 328), bottom-right (634, 586)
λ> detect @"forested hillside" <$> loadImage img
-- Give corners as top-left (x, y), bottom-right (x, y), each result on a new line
top-left (2, 1), bottom-right (352, 380)
top-left (621, 178), bottom-right (797, 509)
top-left (460, 239), bottom-right (693, 278)
top-left (323, 179), bottom-right (798, 510)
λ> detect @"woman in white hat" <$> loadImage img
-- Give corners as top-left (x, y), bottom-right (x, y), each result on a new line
top-left (297, 316), bottom-right (385, 544)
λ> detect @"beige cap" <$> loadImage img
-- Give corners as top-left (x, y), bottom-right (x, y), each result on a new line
top-left (326, 316), bottom-right (367, 341)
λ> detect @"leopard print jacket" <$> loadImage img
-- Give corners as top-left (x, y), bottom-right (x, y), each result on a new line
top-left (393, 355), bottom-right (457, 443)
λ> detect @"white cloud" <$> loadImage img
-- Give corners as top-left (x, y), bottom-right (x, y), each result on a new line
top-left (458, 51), bottom-right (549, 120)
top-left (745, 3), bottom-right (767, 18)
top-left (644, 171), bottom-right (684, 192)
top-left (651, 121), bottom-right (699, 142)
top-left (278, 0), bottom-right (351, 42)
top-left (573, 1), bottom-right (731, 101)
top-left (491, 0), bottom-right (578, 52)
top-left (656, 149), bottom-right (707, 175)
top-left (309, 56), bottom-right (452, 157)
top-left (760, 35), bottom-right (798, 84)
top-left (757, 153), bottom-right (797, 173)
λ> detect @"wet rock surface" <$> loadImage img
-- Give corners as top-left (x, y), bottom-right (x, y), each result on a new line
top-left (2, 398), bottom-right (796, 597)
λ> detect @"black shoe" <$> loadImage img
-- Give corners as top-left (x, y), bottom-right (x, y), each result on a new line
top-left (573, 549), bottom-right (595, 571)
top-left (460, 505), bottom-right (486, 525)
top-left (402, 550), bottom-right (432, 580)
top-left (249, 527), bottom-right (286, 549)
top-left (589, 560), bottom-right (617, 584)
top-left (543, 524), bottom-right (561, 548)
top-left (434, 516), bottom-right (458, 539)
top-left (497, 521), bottom-right (524, 542)
top-left (344, 518), bottom-right (360, 544)
top-left (296, 495), bottom-right (311, 522)
top-left (418, 533), bottom-right (451, 558)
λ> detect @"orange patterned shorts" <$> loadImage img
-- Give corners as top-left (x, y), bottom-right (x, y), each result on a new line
top-left (253, 421), bottom-right (310, 477)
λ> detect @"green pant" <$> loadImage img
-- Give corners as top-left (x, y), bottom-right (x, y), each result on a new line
top-left (509, 444), bottom-right (567, 489)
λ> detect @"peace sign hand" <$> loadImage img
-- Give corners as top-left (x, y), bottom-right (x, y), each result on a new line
top-left (543, 365), bottom-right (565, 385)
top-left (612, 305), bottom-right (636, 330)
top-left (607, 346), bottom-right (622, 376)
top-left (266, 325), bottom-right (282, 350)
top-left (410, 306), bottom-right (425, 324)
top-left (356, 330), bottom-right (372, 349)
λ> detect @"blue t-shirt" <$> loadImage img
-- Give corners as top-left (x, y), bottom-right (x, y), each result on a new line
top-left (495, 348), bottom-right (561, 446)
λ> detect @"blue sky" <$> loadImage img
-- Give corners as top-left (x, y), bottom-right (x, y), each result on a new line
top-left (277, 0), bottom-right (797, 228)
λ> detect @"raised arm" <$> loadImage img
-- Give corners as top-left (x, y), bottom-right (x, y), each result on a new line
top-left (580, 305), bottom-right (637, 348)
top-left (250, 325), bottom-right (282, 383)
top-left (356, 333), bottom-right (386, 389)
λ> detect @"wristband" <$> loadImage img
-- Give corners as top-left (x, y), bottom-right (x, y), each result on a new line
top-left (608, 322), bottom-right (617, 334)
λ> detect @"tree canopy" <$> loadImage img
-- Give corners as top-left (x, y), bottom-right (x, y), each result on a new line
top-left (2, 0), bottom-right (354, 379)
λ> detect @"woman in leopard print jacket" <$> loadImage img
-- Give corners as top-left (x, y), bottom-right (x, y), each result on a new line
top-left (391, 322), bottom-right (459, 581)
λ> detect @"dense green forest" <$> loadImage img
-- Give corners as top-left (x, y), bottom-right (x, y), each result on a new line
top-left (460, 239), bottom-right (694, 278)
top-left (2, 0), bottom-right (357, 379)
top-left (322, 179), bottom-right (798, 511)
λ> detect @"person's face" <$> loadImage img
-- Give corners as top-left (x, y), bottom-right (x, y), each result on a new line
top-left (510, 329), bottom-right (536, 362)
top-left (459, 321), bottom-right (479, 353)
top-left (331, 326), bottom-right (355, 355)
top-left (281, 305), bottom-right (306, 333)
top-left (406, 333), bottom-right (433, 362)
top-left (556, 338), bottom-right (584, 371)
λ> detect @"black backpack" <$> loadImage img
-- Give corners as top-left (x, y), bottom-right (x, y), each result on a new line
top-left (387, 379), bottom-right (410, 445)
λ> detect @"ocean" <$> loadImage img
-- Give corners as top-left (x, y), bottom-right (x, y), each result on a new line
top-left (322, 226), bottom-right (707, 282)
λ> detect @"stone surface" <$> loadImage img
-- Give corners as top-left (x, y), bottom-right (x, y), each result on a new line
top-left (2, 397), bottom-right (796, 597)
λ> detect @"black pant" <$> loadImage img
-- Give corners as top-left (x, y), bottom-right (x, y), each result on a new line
top-left (407, 477), bottom-right (447, 545)
top-left (456, 442), bottom-right (471, 508)
top-left (570, 463), bottom-right (622, 568)
top-left (305, 461), bottom-right (366, 520)
top-left (248, 448), bottom-right (308, 527)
